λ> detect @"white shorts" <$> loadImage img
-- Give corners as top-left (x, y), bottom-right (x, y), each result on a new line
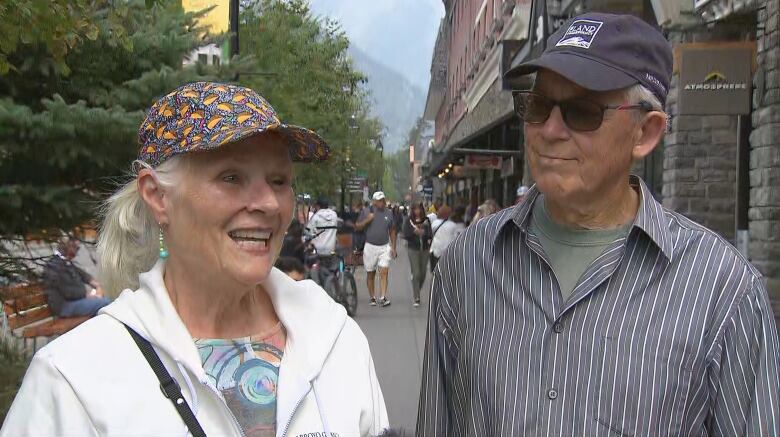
top-left (363, 243), bottom-right (391, 272)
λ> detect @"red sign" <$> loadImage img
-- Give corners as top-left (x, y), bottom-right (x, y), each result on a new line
top-left (464, 154), bottom-right (503, 170)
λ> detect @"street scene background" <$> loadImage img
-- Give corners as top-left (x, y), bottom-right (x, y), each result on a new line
top-left (3, 0), bottom-right (780, 431)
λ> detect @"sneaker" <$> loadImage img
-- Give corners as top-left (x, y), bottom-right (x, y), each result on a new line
top-left (380, 298), bottom-right (391, 307)
top-left (369, 298), bottom-right (377, 306)
top-left (413, 299), bottom-right (421, 307)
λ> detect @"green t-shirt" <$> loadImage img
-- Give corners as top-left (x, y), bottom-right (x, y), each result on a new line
top-left (530, 196), bottom-right (632, 303)
top-left (194, 323), bottom-right (286, 437)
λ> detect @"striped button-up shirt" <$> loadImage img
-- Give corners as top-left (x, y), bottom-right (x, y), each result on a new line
top-left (417, 177), bottom-right (780, 436)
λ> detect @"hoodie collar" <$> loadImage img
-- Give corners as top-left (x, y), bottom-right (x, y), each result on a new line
top-left (101, 260), bottom-right (348, 383)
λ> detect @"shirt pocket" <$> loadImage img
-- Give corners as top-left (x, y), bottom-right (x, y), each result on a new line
top-left (593, 335), bottom-right (694, 436)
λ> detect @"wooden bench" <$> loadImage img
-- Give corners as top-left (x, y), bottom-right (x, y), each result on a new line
top-left (1, 283), bottom-right (90, 352)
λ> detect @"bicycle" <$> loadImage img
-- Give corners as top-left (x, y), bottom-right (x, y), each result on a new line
top-left (303, 226), bottom-right (358, 317)
top-left (319, 247), bottom-right (358, 317)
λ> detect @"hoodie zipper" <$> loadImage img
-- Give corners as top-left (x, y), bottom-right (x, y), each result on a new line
top-left (280, 385), bottom-right (312, 437)
top-left (203, 382), bottom-right (247, 437)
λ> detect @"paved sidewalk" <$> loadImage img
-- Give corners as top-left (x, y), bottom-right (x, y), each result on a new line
top-left (352, 241), bottom-right (431, 433)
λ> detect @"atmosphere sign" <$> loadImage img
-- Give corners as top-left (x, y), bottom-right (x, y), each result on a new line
top-left (678, 44), bottom-right (753, 115)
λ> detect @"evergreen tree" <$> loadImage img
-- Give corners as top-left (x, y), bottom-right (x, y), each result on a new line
top-left (0, 0), bottom-right (245, 281)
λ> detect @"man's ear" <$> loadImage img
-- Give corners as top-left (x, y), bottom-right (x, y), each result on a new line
top-left (137, 169), bottom-right (169, 225)
top-left (632, 111), bottom-right (667, 160)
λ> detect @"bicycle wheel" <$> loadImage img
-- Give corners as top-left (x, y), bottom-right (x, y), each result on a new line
top-left (324, 276), bottom-right (338, 301)
top-left (342, 272), bottom-right (358, 317)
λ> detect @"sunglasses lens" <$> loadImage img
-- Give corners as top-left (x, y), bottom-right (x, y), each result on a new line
top-left (561, 99), bottom-right (604, 131)
top-left (515, 93), bottom-right (553, 123)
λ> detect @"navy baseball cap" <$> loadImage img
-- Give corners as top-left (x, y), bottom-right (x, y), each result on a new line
top-left (506, 13), bottom-right (673, 105)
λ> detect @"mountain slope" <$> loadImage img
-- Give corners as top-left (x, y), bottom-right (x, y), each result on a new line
top-left (349, 46), bottom-right (426, 154)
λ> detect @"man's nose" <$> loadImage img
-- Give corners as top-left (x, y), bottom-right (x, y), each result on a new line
top-left (540, 105), bottom-right (571, 142)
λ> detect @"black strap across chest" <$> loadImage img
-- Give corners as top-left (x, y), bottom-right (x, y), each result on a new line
top-left (124, 324), bottom-right (208, 437)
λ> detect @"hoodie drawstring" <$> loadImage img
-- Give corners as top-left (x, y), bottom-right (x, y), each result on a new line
top-left (312, 382), bottom-right (332, 437)
top-left (176, 361), bottom-right (200, 437)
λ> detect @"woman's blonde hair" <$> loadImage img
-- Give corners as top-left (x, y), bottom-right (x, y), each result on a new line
top-left (97, 158), bottom-right (187, 297)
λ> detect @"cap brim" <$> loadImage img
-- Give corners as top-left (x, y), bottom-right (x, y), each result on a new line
top-left (196, 123), bottom-right (330, 163)
top-left (505, 52), bottom-right (638, 92)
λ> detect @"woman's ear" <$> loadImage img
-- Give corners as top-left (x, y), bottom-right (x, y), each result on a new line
top-left (632, 111), bottom-right (667, 161)
top-left (137, 169), bottom-right (169, 225)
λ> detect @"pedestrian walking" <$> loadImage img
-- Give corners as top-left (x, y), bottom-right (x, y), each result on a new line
top-left (2, 82), bottom-right (388, 437)
top-left (417, 13), bottom-right (779, 436)
top-left (355, 191), bottom-right (397, 307)
top-left (428, 205), bottom-right (465, 271)
top-left (402, 202), bottom-right (432, 307)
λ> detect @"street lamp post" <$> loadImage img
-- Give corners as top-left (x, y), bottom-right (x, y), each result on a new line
top-left (374, 137), bottom-right (384, 192)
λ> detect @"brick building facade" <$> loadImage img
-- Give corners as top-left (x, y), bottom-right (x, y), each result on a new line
top-left (422, 0), bottom-right (532, 209)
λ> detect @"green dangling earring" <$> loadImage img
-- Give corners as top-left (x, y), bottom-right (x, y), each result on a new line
top-left (158, 226), bottom-right (169, 259)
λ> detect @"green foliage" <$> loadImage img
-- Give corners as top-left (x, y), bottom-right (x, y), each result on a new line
top-left (0, 0), bottom-right (130, 74)
top-left (237, 0), bottom-right (384, 203)
top-left (385, 147), bottom-right (411, 203)
top-left (0, 0), bottom-right (243, 282)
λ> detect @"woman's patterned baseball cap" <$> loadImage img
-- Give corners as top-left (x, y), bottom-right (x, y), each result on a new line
top-left (137, 82), bottom-right (330, 167)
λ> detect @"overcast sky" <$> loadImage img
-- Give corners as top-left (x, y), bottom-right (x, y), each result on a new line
top-left (308, 0), bottom-right (445, 91)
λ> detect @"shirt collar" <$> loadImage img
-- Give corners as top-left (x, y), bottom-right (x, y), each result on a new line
top-left (495, 176), bottom-right (673, 261)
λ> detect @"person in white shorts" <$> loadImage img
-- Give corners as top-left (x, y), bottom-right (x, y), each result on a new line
top-left (355, 191), bottom-right (397, 307)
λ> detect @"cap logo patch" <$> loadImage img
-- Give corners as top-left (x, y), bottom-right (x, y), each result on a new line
top-left (556, 19), bottom-right (603, 49)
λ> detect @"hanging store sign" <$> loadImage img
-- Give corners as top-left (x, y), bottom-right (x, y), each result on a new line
top-left (452, 165), bottom-right (479, 178)
top-left (678, 44), bottom-right (754, 115)
top-left (464, 154), bottom-right (503, 170)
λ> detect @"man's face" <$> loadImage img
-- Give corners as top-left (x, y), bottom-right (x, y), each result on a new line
top-left (373, 198), bottom-right (386, 210)
top-left (524, 69), bottom-right (639, 206)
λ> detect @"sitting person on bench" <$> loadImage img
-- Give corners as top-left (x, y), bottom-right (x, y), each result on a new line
top-left (42, 237), bottom-right (110, 317)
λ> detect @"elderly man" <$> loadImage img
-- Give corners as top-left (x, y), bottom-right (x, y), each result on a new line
top-left (356, 191), bottom-right (397, 307)
top-left (417, 12), bottom-right (779, 436)
top-left (42, 237), bottom-right (110, 318)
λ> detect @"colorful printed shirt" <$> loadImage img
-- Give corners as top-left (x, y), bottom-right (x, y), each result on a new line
top-left (195, 323), bottom-right (286, 437)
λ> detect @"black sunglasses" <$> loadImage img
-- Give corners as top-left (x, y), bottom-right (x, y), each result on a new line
top-left (512, 91), bottom-right (653, 132)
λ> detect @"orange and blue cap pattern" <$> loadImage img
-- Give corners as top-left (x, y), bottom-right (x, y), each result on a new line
top-left (138, 82), bottom-right (330, 167)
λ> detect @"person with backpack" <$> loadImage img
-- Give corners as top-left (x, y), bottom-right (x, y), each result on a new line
top-left (429, 205), bottom-right (465, 271)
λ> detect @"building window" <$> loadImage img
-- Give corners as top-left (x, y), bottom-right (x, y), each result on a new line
top-left (198, 53), bottom-right (208, 64)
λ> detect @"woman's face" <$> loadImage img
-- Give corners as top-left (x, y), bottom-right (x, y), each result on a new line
top-left (164, 133), bottom-right (294, 288)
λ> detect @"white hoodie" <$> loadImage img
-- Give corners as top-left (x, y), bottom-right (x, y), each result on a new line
top-left (1, 261), bottom-right (388, 437)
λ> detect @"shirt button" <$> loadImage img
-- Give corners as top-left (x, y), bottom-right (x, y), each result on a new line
top-left (548, 389), bottom-right (558, 400)
top-left (553, 322), bottom-right (564, 334)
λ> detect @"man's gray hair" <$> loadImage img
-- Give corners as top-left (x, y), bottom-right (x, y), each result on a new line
top-left (624, 83), bottom-right (667, 130)
top-left (624, 83), bottom-right (664, 111)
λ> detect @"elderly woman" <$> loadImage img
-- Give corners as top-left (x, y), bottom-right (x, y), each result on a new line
top-left (2, 83), bottom-right (388, 437)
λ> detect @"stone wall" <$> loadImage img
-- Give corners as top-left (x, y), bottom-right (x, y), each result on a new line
top-left (752, 0), bottom-right (780, 325)
top-left (663, 50), bottom-right (739, 243)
